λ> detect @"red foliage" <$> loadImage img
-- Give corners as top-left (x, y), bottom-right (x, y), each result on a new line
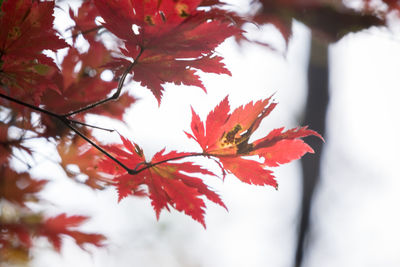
top-left (0, 0), bottom-right (68, 103)
top-left (186, 96), bottom-right (322, 188)
top-left (0, 212), bottom-right (105, 255)
top-left (0, 0), bottom-right (337, 263)
top-left (101, 135), bottom-right (226, 227)
top-left (95, 0), bottom-right (239, 103)
top-left (40, 213), bottom-right (105, 252)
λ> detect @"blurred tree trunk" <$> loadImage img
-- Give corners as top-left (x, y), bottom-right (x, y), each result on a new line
top-left (295, 36), bottom-right (329, 267)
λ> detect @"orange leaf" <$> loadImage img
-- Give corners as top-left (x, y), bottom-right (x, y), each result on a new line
top-left (186, 96), bottom-right (323, 188)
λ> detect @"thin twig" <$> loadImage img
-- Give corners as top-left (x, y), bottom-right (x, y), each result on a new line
top-left (63, 47), bottom-right (144, 117)
top-left (64, 121), bottom-right (135, 174)
top-left (0, 93), bottom-right (60, 118)
top-left (69, 119), bottom-right (115, 132)
top-left (0, 91), bottom-right (222, 177)
top-left (0, 92), bottom-right (133, 173)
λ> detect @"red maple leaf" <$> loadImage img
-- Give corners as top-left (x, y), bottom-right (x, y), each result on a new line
top-left (69, 1), bottom-right (102, 43)
top-left (57, 134), bottom-right (114, 190)
top-left (0, 167), bottom-right (47, 207)
top-left (0, 0), bottom-right (67, 64)
top-left (185, 96), bottom-right (323, 188)
top-left (1, 211), bottom-right (104, 255)
top-left (41, 42), bottom-right (135, 121)
top-left (0, 0), bottom-right (68, 104)
top-left (94, 0), bottom-right (240, 103)
top-left (101, 135), bottom-right (226, 227)
top-left (39, 213), bottom-right (105, 252)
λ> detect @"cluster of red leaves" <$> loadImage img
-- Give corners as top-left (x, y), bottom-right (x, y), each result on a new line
top-left (0, 0), bottom-right (67, 104)
top-left (95, 0), bottom-right (240, 103)
top-left (100, 135), bottom-right (226, 227)
top-left (0, 0), bottom-right (109, 262)
top-left (0, 166), bottom-right (105, 262)
top-left (0, 212), bottom-right (105, 257)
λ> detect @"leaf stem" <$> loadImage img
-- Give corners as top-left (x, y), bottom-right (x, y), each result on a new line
top-left (134, 152), bottom-right (208, 173)
top-left (69, 119), bottom-right (115, 132)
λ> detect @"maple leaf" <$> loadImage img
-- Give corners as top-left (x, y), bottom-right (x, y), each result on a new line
top-left (42, 43), bottom-right (120, 114)
top-left (57, 134), bottom-right (114, 189)
top-left (0, 213), bottom-right (40, 258)
top-left (0, 57), bottom-right (59, 104)
top-left (185, 96), bottom-right (323, 188)
top-left (0, 211), bottom-right (45, 253)
top-left (41, 42), bottom-right (135, 124)
top-left (94, 0), bottom-right (240, 103)
top-left (0, 167), bottom-right (47, 206)
top-left (101, 135), bottom-right (225, 227)
top-left (39, 213), bottom-right (105, 252)
top-left (0, 0), bottom-right (67, 64)
top-left (1, 210), bottom-right (104, 257)
top-left (69, 1), bottom-right (102, 43)
top-left (0, 0), bottom-right (68, 104)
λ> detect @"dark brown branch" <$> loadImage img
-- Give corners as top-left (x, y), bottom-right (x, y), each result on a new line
top-left (64, 121), bottom-right (134, 174)
top-left (0, 92), bottom-right (216, 178)
top-left (69, 119), bottom-right (115, 132)
top-left (0, 46), bottom-right (148, 178)
top-left (1, 44), bottom-right (222, 180)
top-left (0, 92), bottom-right (60, 118)
top-left (63, 47), bottom-right (144, 117)
top-left (0, 92), bottom-right (133, 173)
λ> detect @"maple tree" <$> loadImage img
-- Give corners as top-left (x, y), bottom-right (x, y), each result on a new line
top-left (0, 0), bottom-right (324, 265)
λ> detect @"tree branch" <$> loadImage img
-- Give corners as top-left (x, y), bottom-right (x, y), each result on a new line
top-left (0, 92), bottom-right (133, 173)
top-left (0, 91), bottom-right (231, 180)
top-left (64, 121), bottom-right (134, 174)
top-left (69, 119), bottom-right (115, 132)
top-left (1, 43), bottom-right (220, 180)
top-left (63, 47), bottom-right (144, 117)
top-left (0, 92), bottom-right (60, 118)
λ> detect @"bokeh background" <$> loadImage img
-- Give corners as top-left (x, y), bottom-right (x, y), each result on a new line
top-left (15, 1), bottom-right (400, 266)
